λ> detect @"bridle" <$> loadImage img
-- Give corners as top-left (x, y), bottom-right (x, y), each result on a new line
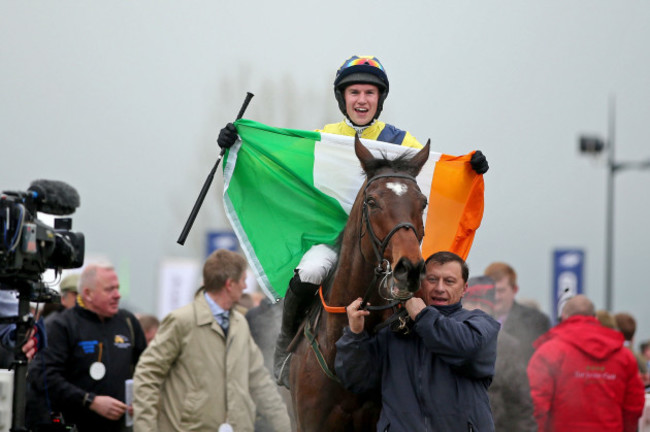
top-left (358, 172), bottom-right (424, 311)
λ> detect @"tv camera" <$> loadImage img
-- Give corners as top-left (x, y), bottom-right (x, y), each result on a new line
top-left (0, 179), bottom-right (84, 432)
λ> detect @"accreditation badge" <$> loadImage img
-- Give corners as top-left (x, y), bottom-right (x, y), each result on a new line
top-left (89, 361), bottom-right (106, 380)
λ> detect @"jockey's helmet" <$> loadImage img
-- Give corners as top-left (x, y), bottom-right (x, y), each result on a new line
top-left (334, 55), bottom-right (389, 121)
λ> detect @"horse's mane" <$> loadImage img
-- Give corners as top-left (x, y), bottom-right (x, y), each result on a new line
top-left (361, 150), bottom-right (422, 178)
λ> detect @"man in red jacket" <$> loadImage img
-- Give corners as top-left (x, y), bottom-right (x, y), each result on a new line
top-left (527, 295), bottom-right (645, 432)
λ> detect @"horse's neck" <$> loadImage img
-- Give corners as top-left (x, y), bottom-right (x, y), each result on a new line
top-left (321, 187), bottom-right (381, 343)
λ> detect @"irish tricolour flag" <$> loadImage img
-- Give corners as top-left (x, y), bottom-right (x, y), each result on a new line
top-left (223, 119), bottom-right (484, 300)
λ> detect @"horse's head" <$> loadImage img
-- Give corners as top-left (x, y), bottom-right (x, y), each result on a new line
top-left (354, 135), bottom-right (430, 299)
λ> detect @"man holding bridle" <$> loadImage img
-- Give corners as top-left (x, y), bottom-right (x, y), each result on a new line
top-left (336, 251), bottom-right (499, 431)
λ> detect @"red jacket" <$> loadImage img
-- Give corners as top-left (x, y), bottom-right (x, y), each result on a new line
top-left (527, 315), bottom-right (645, 432)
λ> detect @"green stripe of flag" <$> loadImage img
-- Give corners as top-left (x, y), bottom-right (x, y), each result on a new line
top-left (223, 119), bottom-right (348, 300)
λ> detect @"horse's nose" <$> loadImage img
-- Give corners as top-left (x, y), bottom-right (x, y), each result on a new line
top-left (394, 257), bottom-right (426, 292)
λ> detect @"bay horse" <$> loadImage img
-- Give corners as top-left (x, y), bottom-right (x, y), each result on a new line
top-left (289, 135), bottom-right (431, 431)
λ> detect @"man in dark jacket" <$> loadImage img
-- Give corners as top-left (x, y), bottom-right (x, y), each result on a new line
top-left (335, 251), bottom-right (499, 431)
top-left (527, 295), bottom-right (645, 432)
top-left (28, 262), bottom-right (146, 432)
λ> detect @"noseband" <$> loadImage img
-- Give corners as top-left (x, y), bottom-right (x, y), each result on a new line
top-left (359, 173), bottom-right (423, 310)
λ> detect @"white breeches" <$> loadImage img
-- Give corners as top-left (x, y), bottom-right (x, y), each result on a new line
top-left (296, 244), bottom-right (338, 285)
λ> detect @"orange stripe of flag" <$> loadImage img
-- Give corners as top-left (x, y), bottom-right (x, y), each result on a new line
top-left (421, 153), bottom-right (485, 261)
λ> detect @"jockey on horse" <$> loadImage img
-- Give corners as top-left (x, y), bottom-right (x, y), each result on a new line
top-left (217, 55), bottom-right (490, 388)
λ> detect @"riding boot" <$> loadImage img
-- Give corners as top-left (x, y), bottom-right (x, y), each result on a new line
top-left (273, 273), bottom-right (319, 388)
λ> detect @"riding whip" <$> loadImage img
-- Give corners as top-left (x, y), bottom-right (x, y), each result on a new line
top-left (177, 91), bottom-right (254, 245)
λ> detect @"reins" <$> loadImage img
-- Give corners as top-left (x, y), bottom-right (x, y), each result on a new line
top-left (319, 286), bottom-right (346, 314)
top-left (319, 286), bottom-right (401, 314)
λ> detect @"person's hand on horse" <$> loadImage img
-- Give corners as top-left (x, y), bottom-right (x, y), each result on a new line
top-left (217, 123), bottom-right (238, 151)
top-left (405, 297), bottom-right (427, 320)
top-left (470, 150), bottom-right (489, 174)
top-left (346, 297), bottom-right (370, 334)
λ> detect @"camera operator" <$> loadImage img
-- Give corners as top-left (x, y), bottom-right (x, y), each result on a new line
top-left (27, 262), bottom-right (146, 432)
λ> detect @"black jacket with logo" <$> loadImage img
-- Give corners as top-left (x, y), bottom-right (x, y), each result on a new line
top-left (29, 304), bottom-right (146, 431)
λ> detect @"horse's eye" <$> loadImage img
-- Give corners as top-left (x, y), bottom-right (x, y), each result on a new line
top-left (422, 198), bottom-right (428, 211)
top-left (366, 197), bottom-right (378, 208)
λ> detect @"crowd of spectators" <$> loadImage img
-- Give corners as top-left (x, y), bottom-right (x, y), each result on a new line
top-left (1, 253), bottom-right (647, 432)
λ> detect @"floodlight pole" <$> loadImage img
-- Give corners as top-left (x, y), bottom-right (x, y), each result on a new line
top-left (580, 96), bottom-right (650, 311)
top-left (604, 97), bottom-right (615, 312)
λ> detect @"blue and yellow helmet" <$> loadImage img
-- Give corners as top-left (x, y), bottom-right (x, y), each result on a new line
top-left (334, 55), bottom-right (389, 121)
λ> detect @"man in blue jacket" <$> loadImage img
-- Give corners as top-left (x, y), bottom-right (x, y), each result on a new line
top-left (335, 251), bottom-right (499, 432)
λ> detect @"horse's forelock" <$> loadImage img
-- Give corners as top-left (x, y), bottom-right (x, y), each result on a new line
top-left (362, 151), bottom-right (421, 178)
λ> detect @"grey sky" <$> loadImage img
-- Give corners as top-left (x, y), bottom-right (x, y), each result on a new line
top-left (2, 2), bottom-right (649, 338)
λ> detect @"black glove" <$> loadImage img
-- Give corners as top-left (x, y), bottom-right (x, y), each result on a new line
top-left (470, 150), bottom-right (489, 174)
top-left (217, 123), bottom-right (238, 150)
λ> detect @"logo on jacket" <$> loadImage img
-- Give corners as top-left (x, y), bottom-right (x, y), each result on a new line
top-left (78, 340), bottom-right (98, 354)
top-left (574, 365), bottom-right (617, 381)
top-left (114, 334), bottom-right (131, 349)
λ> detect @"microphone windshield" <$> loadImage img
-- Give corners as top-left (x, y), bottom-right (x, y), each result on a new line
top-left (28, 179), bottom-right (80, 215)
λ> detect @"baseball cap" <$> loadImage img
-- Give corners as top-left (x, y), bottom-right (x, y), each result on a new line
top-left (59, 273), bottom-right (80, 294)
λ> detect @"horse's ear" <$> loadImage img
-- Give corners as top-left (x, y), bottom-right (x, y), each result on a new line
top-left (410, 139), bottom-right (431, 176)
top-left (354, 133), bottom-right (374, 171)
